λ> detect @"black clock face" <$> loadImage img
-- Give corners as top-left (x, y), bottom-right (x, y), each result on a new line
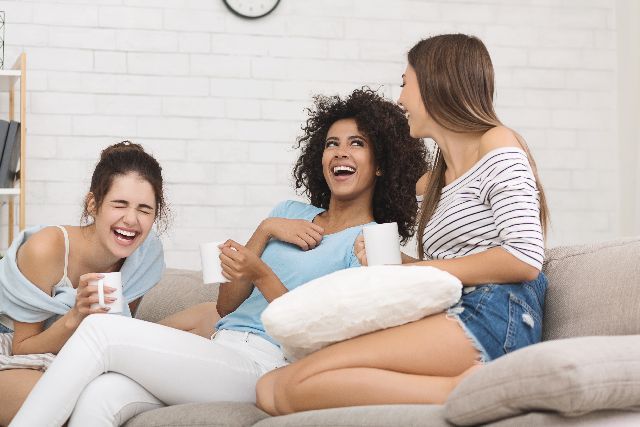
top-left (223, 0), bottom-right (281, 19)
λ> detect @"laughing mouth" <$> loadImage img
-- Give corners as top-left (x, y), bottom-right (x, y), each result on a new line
top-left (332, 165), bottom-right (356, 177)
top-left (113, 227), bottom-right (138, 241)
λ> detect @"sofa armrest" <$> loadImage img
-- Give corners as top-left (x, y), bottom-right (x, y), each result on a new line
top-left (445, 335), bottom-right (640, 426)
top-left (135, 268), bottom-right (219, 323)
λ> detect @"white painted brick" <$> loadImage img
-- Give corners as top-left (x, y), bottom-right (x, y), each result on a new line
top-left (28, 47), bottom-right (94, 72)
top-left (46, 181), bottom-right (88, 204)
top-left (33, 3), bottom-right (98, 26)
top-left (512, 68), bottom-right (565, 89)
top-left (578, 91), bottom-right (615, 109)
top-left (287, 0), bottom-right (354, 18)
top-left (272, 80), bottom-right (357, 100)
top-left (198, 119), bottom-right (238, 140)
top-left (49, 27), bottom-right (116, 50)
top-left (27, 135), bottom-right (58, 158)
top-left (31, 92), bottom-right (95, 115)
top-left (1, 1), bottom-right (34, 23)
top-left (7, 24), bottom-right (49, 47)
top-left (248, 142), bottom-right (297, 164)
top-left (164, 9), bottom-right (225, 32)
top-left (234, 120), bottom-right (298, 142)
top-left (523, 90), bottom-right (579, 108)
top-left (484, 26), bottom-right (539, 47)
top-left (29, 114), bottom-right (73, 136)
top-left (136, 138), bottom-right (187, 161)
top-left (494, 88), bottom-right (527, 107)
top-left (490, 47), bottom-right (528, 67)
top-left (27, 204), bottom-right (80, 226)
top-left (276, 164), bottom-right (296, 185)
top-left (73, 116), bottom-right (137, 137)
top-left (580, 49), bottom-right (616, 70)
top-left (495, 108), bottom-right (551, 128)
top-left (162, 97), bottom-right (225, 118)
top-left (261, 100), bottom-right (307, 121)
top-left (115, 75), bottom-right (210, 96)
top-left (28, 159), bottom-right (92, 181)
top-left (538, 170), bottom-right (572, 190)
top-left (187, 140), bottom-right (248, 163)
top-left (46, 71), bottom-right (118, 93)
top-left (210, 78), bottom-right (273, 99)
top-left (99, 6), bottom-right (163, 30)
top-left (269, 38), bottom-right (328, 59)
top-left (245, 185), bottom-right (295, 205)
top-left (179, 33), bottom-right (211, 53)
top-left (225, 16), bottom-right (286, 36)
top-left (94, 51), bottom-right (127, 73)
top-left (162, 161), bottom-right (213, 184)
top-left (546, 130), bottom-right (578, 149)
top-left (551, 109), bottom-right (610, 130)
top-left (95, 94), bottom-right (162, 115)
top-left (214, 206), bottom-right (269, 228)
top-left (528, 48), bottom-right (583, 68)
top-left (215, 164), bottom-right (278, 184)
top-left (191, 55), bottom-right (251, 78)
top-left (328, 40), bottom-right (360, 60)
top-left (116, 30), bottom-right (179, 52)
top-left (137, 117), bottom-right (200, 139)
top-left (55, 136), bottom-right (117, 159)
top-left (225, 99), bottom-right (261, 119)
top-left (551, 8), bottom-right (609, 29)
top-left (163, 250), bottom-right (200, 271)
top-left (285, 18), bottom-right (344, 39)
top-left (25, 182), bottom-right (47, 205)
top-left (535, 148), bottom-right (588, 169)
top-left (210, 34), bottom-right (269, 56)
top-left (128, 53), bottom-right (189, 75)
top-left (359, 41), bottom-right (406, 62)
top-left (166, 183), bottom-right (245, 206)
top-left (441, 3), bottom-right (494, 23)
top-left (537, 28), bottom-right (594, 48)
top-left (175, 206), bottom-right (216, 228)
top-left (345, 19), bottom-right (402, 41)
top-left (594, 30), bottom-right (615, 49)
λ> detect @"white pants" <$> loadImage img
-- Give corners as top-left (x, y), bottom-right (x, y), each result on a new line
top-left (10, 315), bottom-right (287, 427)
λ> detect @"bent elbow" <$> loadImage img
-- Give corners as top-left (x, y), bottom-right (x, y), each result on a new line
top-left (522, 265), bottom-right (541, 282)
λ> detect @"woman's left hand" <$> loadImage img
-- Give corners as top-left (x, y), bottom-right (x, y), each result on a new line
top-left (219, 239), bottom-right (271, 284)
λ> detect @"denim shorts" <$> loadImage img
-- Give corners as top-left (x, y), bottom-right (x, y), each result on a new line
top-left (446, 273), bottom-right (548, 363)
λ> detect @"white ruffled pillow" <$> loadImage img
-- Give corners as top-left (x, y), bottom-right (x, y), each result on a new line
top-left (262, 265), bottom-right (462, 361)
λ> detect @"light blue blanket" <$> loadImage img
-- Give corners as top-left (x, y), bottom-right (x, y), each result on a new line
top-left (0, 225), bottom-right (165, 326)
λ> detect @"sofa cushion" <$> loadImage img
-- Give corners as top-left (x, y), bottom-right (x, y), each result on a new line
top-left (445, 335), bottom-right (640, 426)
top-left (541, 237), bottom-right (640, 340)
top-left (253, 404), bottom-right (451, 427)
top-left (486, 409), bottom-right (640, 426)
top-left (262, 265), bottom-right (461, 361)
top-left (125, 402), bottom-right (268, 427)
top-left (136, 268), bottom-right (218, 323)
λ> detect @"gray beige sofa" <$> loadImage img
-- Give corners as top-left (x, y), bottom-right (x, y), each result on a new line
top-left (127, 238), bottom-right (640, 426)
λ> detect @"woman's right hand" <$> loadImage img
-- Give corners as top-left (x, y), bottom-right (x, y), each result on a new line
top-left (354, 234), bottom-right (368, 266)
top-left (72, 273), bottom-right (113, 318)
top-left (260, 218), bottom-right (324, 251)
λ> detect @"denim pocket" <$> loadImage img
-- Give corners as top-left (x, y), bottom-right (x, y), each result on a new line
top-left (503, 292), bottom-right (542, 353)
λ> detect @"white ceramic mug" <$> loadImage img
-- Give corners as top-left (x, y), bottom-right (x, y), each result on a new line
top-left (90, 272), bottom-right (124, 314)
top-left (362, 222), bottom-right (402, 266)
top-left (200, 241), bottom-right (227, 284)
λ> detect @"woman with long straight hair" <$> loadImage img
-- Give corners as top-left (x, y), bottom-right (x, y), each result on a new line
top-left (255, 33), bottom-right (550, 415)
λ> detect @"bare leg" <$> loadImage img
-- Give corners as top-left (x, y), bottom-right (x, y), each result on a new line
top-left (257, 313), bottom-right (481, 415)
top-left (158, 302), bottom-right (220, 338)
top-left (0, 369), bottom-right (42, 426)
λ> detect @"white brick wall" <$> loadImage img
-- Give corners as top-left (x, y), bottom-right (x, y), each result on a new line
top-left (0, 0), bottom-right (625, 269)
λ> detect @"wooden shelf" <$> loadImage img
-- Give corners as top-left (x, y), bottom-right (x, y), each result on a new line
top-left (0, 53), bottom-right (27, 245)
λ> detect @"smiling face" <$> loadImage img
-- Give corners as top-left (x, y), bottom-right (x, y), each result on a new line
top-left (322, 118), bottom-right (378, 203)
top-left (397, 65), bottom-right (433, 138)
top-left (87, 172), bottom-right (156, 260)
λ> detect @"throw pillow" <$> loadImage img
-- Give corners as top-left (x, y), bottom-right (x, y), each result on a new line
top-left (262, 265), bottom-right (462, 361)
top-left (445, 335), bottom-right (640, 425)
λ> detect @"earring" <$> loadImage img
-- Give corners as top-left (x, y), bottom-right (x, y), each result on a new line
top-left (375, 168), bottom-right (382, 176)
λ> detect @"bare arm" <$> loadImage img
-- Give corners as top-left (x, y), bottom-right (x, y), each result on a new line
top-left (217, 218), bottom-right (324, 317)
top-left (409, 247), bottom-right (539, 285)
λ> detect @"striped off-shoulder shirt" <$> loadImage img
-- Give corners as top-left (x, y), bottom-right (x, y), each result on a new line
top-left (419, 147), bottom-right (544, 270)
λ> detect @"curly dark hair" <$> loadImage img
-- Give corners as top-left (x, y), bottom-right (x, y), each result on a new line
top-left (293, 88), bottom-right (428, 244)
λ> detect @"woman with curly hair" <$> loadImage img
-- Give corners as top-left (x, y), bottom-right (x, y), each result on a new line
top-left (11, 88), bottom-right (427, 427)
top-left (255, 34), bottom-right (549, 416)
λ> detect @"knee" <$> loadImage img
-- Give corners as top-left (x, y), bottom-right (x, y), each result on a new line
top-left (255, 373), bottom-right (276, 415)
top-left (269, 367), bottom-right (308, 416)
top-left (70, 374), bottom-right (123, 425)
top-left (78, 313), bottom-right (111, 333)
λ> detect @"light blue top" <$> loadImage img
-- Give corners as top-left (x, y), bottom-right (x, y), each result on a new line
top-left (0, 225), bottom-right (165, 329)
top-left (216, 200), bottom-right (368, 346)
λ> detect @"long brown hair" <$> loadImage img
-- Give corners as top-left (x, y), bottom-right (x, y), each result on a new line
top-left (409, 34), bottom-right (549, 259)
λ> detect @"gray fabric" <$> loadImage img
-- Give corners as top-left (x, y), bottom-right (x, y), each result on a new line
top-left (135, 268), bottom-right (217, 323)
top-left (487, 409), bottom-right (640, 426)
top-left (124, 402), bottom-right (269, 427)
top-left (253, 405), bottom-right (450, 427)
top-left (541, 237), bottom-right (640, 340)
top-left (445, 335), bottom-right (640, 426)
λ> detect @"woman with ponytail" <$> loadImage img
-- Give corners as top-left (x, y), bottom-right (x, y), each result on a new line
top-left (0, 142), bottom-right (168, 425)
top-left (256, 34), bottom-right (550, 415)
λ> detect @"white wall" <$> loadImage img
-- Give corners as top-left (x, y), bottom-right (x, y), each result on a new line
top-left (0, 0), bottom-right (623, 269)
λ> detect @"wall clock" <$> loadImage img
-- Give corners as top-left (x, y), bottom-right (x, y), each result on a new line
top-left (223, 0), bottom-right (281, 19)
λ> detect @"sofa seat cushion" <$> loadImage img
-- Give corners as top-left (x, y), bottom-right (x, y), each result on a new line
top-left (254, 404), bottom-right (450, 427)
top-left (125, 402), bottom-right (269, 427)
top-left (445, 335), bottom-right (640, 426)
